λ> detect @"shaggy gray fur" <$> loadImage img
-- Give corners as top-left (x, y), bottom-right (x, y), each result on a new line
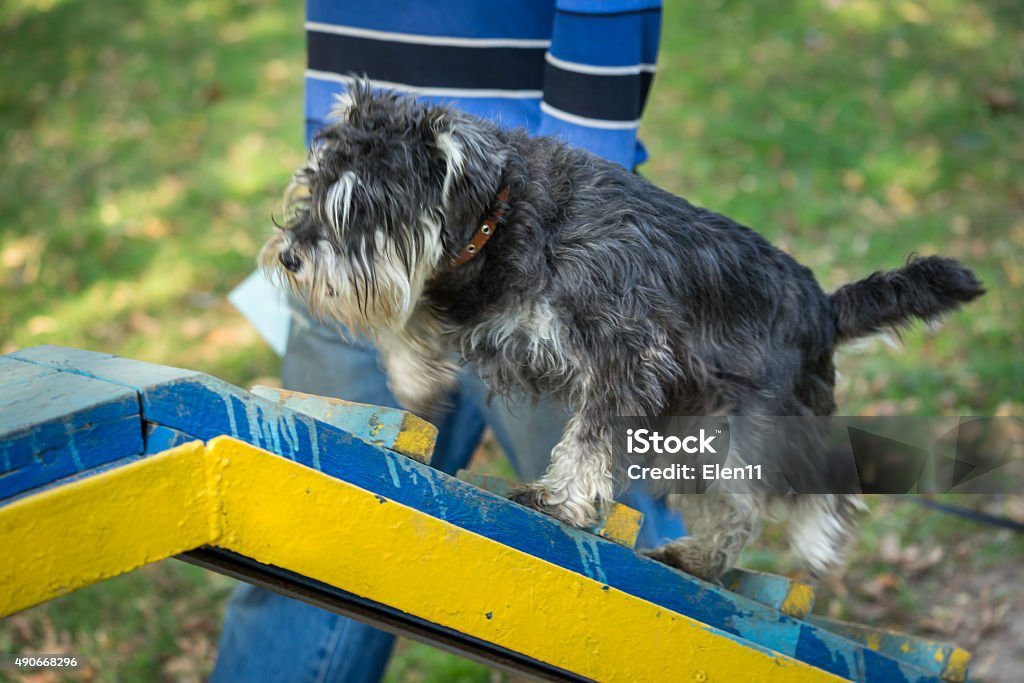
top-left (260, 83), bottom-right (984, 580)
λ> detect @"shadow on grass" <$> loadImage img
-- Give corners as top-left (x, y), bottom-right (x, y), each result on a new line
top-left (1, 0), bottom-right (301, 382)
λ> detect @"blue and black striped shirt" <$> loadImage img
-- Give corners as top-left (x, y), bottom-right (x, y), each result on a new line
top-left (305, 0), bottom-right (662, 169)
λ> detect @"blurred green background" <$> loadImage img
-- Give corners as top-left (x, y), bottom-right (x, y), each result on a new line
top-left (1, 0), bottom-right (1022, 681)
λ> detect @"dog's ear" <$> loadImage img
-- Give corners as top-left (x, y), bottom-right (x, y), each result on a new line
top-left (424, 106), bottom-right (507, 239)
top-left (426, 108), bottom-right (491, 200)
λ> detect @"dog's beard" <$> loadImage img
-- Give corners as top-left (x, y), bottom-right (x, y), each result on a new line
top-left (260, 82), bottom-right (505, 338)
top-left (259, 215), bottom-right (444, 336)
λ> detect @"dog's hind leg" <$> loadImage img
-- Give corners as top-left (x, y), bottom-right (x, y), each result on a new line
top-left (644, 494), bottom-right (762, 582)
top-left (784, 494), bottom-right (865, 578)
top-left (643, 410), bottom-right (773, 581)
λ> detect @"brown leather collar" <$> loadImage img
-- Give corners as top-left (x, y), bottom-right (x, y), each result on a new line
top-left (452, 186), bottom-right (510, 266)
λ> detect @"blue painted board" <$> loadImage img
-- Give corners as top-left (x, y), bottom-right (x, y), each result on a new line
top-left (0, 357), bottom-right (139, 440)
top-left (807, 615), bottom-right (969, 681)
top-left (8, 346), bottom-right (201, 390)
top-left (1, 357), bottom-right (143, 501)
top-left (145, 424), bottom-right (199, 454)
top-left (1, 414), bottom-right (142, 503)
top-left (723, 568), bottom-right (815, 617)
top-left (10, 346), bottom-right (366, 468)
top-left (6, 346), bottom-right (939, 682)
top-left (250, 385), bottom-right (435, 463)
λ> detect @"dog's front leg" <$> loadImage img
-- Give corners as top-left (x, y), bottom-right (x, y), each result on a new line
top-left (509, 413), bottom-right (613, 528)
top-left (378, 328), bottom-right (459, 418)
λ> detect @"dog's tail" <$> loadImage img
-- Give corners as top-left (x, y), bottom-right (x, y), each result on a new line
top-left (830, 255), bottom-right (985, 345)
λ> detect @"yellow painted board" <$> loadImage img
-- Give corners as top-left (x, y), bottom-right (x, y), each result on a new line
top-left (0, 442), bottom-right (215, 616)
top-left (1, 436), bottom-right (842, 682)
top-left (781, 583), bottom-right (817, 618)
top-left (943, 647), bottom-right (972, 683)
top-left (211, 437), bottom-right (841, 683)
top-left (392, 412), bottom-right (438, 464)
top-left (594, 501), bottom-right (644, 547)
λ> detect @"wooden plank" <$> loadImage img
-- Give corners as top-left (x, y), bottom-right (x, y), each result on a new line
top-left (0, 357), bottom-right (143, 502)
top-left (144, 424), bottom-right (198, 454)
top-left (723, 568), bottom-right (817, 618)
top-left (0, 441), bottom-right (210, 615)
top-left (4, 346), bottom-right (947, 681)
top-left (8, 345), bottom-right (382, 471)
top-left (0, 437), bottom-right (847, 682)
top-left (807, 616), bottom-right (972, 683)
top-left (210, 436), bottom-right (847, 683)
top-left (456, 470), bottom-right (644, 549)
top-left (182, 548), bottom-right (590, 683)
top-left (0, 414), bottom-right (143, 504)
top-left (249, 385), bottom-right (436, 464)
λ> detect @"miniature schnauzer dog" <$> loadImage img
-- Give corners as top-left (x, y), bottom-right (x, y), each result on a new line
top-left (261, 83), bottom-right (984, 581)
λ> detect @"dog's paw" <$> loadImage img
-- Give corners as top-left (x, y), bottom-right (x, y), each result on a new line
top-left (393, 395), bottom-right (450, 423)
top-left (508, 485), bottom-right (599, 529)
top-left (388, 383), bottom-right (447, 421)
top-left (643, 539), bottom-right (728, 583)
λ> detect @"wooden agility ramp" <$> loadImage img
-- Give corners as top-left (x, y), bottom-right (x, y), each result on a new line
top-left (1, 345), bottom-right (972, 682)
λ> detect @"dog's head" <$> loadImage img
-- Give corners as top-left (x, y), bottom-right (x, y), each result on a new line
top-left (260, 82), bottom-right (509, 333)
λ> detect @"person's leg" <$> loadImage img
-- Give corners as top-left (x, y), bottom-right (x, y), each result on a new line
top-left (213, 584), bottom-right (397, 683)
top-left (213, 307), bottom-right (486, 683)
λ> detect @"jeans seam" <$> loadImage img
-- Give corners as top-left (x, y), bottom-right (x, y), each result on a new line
top-left (313, 614), bottom-right (347, 683)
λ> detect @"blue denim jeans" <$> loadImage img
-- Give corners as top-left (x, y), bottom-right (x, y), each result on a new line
top-left (212, 307), bottom-right (684, 682)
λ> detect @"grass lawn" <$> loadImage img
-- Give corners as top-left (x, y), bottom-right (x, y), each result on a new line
top-left (2, 0), bottom-right (1022, 680)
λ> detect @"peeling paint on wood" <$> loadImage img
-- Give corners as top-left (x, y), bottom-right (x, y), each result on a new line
top-left (807, 615), bottom-right (972, 682)
top-left (1, 437), bottom-right (847, 682)
top-left (250, 385), bottom-right (436, 463)
top-left (0, 346), bottom-right (961, 682)
top-left (1, 357), bottom-right (143, 501)
top-left (724, 568), bottom-right (817, 618)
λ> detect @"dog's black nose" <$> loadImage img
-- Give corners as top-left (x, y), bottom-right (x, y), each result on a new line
top-left (279, 249), bottom-right (301, 273)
